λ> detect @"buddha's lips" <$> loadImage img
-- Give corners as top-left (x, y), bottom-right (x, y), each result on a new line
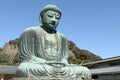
top-left (50, 22), bottom-right (56, 26)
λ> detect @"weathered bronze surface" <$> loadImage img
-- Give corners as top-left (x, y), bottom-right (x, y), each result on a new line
top-left (15, 5), bottom-right (91, 79)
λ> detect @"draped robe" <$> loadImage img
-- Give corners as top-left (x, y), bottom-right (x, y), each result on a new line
top-left (15, 27), bottom-right (91, 79)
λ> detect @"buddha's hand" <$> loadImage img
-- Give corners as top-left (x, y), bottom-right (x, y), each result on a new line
top-left (45, 61), bottom-right (65, 67)
top-left (61, 59), bottom-right (69, 66)
top-left (45, 60), bottom-right (56, 64)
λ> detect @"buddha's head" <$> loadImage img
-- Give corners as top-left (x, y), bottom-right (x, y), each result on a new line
top-left (40, 5), bottom-right (62, 32)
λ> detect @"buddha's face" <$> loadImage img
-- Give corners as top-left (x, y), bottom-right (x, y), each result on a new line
top-left (42, 10), bottom-right (60, 30)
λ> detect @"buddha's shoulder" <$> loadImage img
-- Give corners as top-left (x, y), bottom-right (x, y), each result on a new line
top-left (22, 26), bottom-right (44, 34)
top-left (21, 26), bottom-right (42, 36)
top-left (23, 26), bottom-right (40, 32)
top-left (57, 32), bottom-right (66, 38)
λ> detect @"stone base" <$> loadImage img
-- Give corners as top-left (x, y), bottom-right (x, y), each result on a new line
top-left (12, 78), bottom-right (82, 80)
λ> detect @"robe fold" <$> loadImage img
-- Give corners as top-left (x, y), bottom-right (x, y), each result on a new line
top-left (15, 27), bottom-right (91, 79)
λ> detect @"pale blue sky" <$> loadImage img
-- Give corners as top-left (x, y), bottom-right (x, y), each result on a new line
top-left (0, 0), bottom-right (120, 59)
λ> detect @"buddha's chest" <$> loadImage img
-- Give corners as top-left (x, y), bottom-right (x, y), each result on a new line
top-left (45, 33), bottom-right (57, 42)
top-left (43, 33), bottom-right (60, 60)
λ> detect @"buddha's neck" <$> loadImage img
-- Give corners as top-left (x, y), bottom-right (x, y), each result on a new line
top-left (41, 25), bottom-right (57, 34)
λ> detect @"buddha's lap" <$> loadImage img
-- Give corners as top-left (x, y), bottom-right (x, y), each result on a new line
top-left (17, 62), bottom-right (90, 74)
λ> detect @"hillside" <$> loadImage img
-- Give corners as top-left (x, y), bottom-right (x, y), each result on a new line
top-left (0, 38), bottom-right (102, 65)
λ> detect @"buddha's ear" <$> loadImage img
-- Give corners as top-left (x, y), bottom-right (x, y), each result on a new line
top-left (39, 14), bottom-right (43, 26)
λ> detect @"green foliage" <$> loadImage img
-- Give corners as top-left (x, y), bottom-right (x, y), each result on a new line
top-left (0, 54), bottom-right (9, 64)
top-left (9, 38), bottom-right (19, 48)
top-left (68, 41), bottom-right (102, 64)
top-left (13, 53), bottom-right (19, 65)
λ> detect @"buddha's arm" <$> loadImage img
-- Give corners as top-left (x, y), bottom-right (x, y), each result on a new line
top-left (29, 55), bottom-right (46, 64)
top-left (19, 28), bottom-right (46, 64)
top-left (59, 34), bottom-right (69, 66)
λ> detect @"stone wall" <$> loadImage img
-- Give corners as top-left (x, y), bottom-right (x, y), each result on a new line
top-left (12, 78), bottom-right (82, 80)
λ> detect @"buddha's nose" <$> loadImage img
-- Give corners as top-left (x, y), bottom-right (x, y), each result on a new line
top-left (51, 21), bottom-right (56, 25)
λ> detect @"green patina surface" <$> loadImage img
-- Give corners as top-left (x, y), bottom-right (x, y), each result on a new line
top-left (15, 5), bottom-right (91, 79)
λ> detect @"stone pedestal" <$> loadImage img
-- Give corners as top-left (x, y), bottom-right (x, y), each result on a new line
top-left (12, 78), bottom-right (82, 80)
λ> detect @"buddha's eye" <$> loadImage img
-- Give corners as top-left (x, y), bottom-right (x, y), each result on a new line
top-left (55, 17), bottom-right (60, 19)
top-left (55, 16), bottom-right (60, 20)
top-left (47, 14), bottom-right (53, 18)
